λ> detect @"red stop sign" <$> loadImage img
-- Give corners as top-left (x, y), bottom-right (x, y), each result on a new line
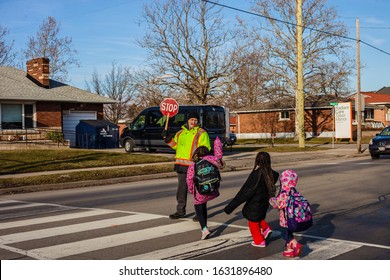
top-left (160, 98), bottom-right (179, 117)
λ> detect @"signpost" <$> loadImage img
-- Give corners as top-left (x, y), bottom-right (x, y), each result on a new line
top-left (330, 102), bottom-right (338, 148)
top-left (160, 98), bottom-right (179, 130)
top-left (330, 102), bottom-right (352, 147)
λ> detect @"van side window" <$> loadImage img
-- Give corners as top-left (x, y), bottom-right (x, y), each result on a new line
top-left (170, 113), bottom-right (186, 128)
top-left (204, 110), bottom-right (224, 129)
top-left (148, 111), bottom-right (164, 127)
top-left (131, 114), bottom-right (146, 130)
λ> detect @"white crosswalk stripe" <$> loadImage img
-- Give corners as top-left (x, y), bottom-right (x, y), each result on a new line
top-left (0, 214), bottom-right (162, 244)
top-left (1, 208), bottom-right (117, 229)
top-left (23, 221), bottom-right (201, 259)
top-left (261, 239), bottom-right (362, 260)
top-left (0, 199), bottom-right (387, 260)
top-left (124, 229), bottom-right (262, 260)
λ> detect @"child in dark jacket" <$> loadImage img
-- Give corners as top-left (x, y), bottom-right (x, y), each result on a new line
top-left (224, 152), bottom-right (279, 247)
top-left (186, 137), bottom-right (223, 240)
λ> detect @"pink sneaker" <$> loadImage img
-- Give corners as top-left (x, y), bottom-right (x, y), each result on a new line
top-left (263, 227), bottom-right (272, 240)
top-left (294, 242), bottom-right (303, 256)
top-left (251, 241), bottom-right (266, 247)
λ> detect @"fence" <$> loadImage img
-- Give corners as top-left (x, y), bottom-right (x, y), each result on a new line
top-left (0, 128), bottom-right (71, 149)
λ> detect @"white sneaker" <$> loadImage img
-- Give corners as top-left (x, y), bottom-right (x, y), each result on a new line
top-left (201, 228), bottom-right (210, 240)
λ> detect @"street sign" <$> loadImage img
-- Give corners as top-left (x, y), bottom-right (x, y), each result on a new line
top-left (160, 98), bottom-right (179, 117)
top-left (330, 102), bottom-right (338, 106)
top-left (160, 98), bottom-right (179, 130)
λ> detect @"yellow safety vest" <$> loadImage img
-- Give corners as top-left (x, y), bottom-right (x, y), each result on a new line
top-left (168, 125), bottom-right (210, 166)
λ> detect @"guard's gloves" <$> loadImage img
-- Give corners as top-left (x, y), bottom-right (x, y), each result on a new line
top-left (162, 130), bottom-right (168, 139)
top-left (162, 130), bottom-right (172, 143)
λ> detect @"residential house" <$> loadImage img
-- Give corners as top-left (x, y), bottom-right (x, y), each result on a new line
top-left (231, 90), bottom-right (390, 140)
top-left (232, 95), bottom-right (339, 139)
top-left (350, 89), bottom-right (390, 128)
top-left (0, 57), bottom-right (117, 147)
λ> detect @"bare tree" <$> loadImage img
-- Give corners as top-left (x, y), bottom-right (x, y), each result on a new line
top-left (131, 69), bottom-right (174, 109)
top-left (247, 0), bottom-right (352, 97)
top-left (22, 16), bottom-right (79, 82)
top-left (86, 62), bottom-right (138, 124)
top-left (0, 25), bottom-right (17, 66)
top-left (140, 0), bottom-right (237, 104)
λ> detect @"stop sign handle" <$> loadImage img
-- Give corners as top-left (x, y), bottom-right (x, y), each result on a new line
top-left (164, 113), bottom-right (170, 131)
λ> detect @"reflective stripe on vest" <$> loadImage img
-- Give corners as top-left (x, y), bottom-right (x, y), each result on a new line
top-left (167, 130), bottom-right (182, 148)
top-left (190, 128), bottom-right (205, 158)
top-left (175, 158), bottom-right (193, 166)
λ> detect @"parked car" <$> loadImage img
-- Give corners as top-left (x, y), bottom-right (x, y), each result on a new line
top-left (120, 105), bottom-right (228, 152)
top-left (368, 126), bottom-right (390, 159)
top-left (224, 132), bottom-right (237, 147)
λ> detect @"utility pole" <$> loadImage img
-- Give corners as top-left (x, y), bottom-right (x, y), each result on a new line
top-left (356, 18), bottom-right (362, 153)
top-left (296, 0), bottom-right (305, 148)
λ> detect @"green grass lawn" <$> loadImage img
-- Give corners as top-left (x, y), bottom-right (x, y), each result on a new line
top-left (0, 149), bottom-right (173, 175)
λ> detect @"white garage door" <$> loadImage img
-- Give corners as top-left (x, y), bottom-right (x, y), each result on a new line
top-left (63, 110), bottom-right (97, 147)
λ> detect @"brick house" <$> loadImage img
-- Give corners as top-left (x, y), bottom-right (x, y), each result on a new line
top-left (0, 57), bottom-right (116, 146)
top-left (232, 91), bottom-right (390, 140)
top-left (350, 89), bottom-right (390, 129)
top-left (232, 95), bottom-right (337, 139)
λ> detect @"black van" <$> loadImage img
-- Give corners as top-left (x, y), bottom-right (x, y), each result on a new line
top-left (120, 105), bottom-right (228, 152)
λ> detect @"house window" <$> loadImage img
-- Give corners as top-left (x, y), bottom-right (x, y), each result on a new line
top-left (364, 108), bottom-right (374, 120)
top-left (280, 111), bottom-right (290, 120)
top-left (0, 103), bottom-right (34, 129)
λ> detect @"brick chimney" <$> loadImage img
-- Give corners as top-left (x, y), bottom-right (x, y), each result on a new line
top-left (26, 57), bottom-right (50, 88)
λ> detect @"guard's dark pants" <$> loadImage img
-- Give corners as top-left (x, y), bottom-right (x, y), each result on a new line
top-left (176, 172), bottom-right (188, 215)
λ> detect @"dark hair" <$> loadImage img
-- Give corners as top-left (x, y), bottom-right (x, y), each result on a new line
top-left (253, 152), bottom-right (275, 198)
top-left (192, 146), bottom-right (210, 161)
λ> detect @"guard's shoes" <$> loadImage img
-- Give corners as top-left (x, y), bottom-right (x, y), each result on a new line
top-left (169, 212), bottom-right (185, 219)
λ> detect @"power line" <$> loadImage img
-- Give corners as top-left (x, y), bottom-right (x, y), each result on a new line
top-left (202, 0), bottom-right (390, 56)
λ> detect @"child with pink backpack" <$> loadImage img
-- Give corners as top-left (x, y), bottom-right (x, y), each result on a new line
top-left (269, 169), bottom-right (313, 258)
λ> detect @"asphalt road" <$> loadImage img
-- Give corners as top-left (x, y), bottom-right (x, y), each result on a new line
top-left (1, 150), bottom-right (389, 261)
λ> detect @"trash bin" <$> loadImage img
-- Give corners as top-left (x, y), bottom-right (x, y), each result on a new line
top-left (76, 120), bottom-right (119, 149)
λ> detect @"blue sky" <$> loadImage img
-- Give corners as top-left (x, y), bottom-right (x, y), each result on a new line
top-left (1, 0), bottom-right (389, 92)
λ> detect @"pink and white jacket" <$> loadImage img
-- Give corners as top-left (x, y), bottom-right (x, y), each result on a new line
top-left (269, 169), bottom-right (299, 228)
top-left (186, 137), bottom-right (223, 205)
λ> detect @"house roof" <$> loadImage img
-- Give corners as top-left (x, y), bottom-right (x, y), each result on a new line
top-left (376, 87), bottom-right (390, 94)
top-left (0, 66), bottom-right (117, 104)
top-left (232, 95), bottom-right (347, 113)
top-left (350, 91), bottom-right (390, 105)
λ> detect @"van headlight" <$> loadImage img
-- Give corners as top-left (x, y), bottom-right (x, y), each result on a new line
top-left (369, 139), bottom-right (373, 145)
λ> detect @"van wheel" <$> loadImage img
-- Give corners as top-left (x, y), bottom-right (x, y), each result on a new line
top-left (124, 139), bottom-right (135, 152)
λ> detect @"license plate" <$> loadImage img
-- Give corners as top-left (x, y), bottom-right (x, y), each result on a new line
top-left (379, 147), bottom-right (385, 151)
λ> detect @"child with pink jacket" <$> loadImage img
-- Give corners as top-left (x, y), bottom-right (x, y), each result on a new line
top-left (186, 137), bottom-right (223, 240)
top-left (269, 169), bottom-right (304, 257)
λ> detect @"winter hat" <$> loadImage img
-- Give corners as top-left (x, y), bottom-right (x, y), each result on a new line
top-left (280, 169), bottom-right (298, 192)
top-left (187, 111), bottom-right (200, 121)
